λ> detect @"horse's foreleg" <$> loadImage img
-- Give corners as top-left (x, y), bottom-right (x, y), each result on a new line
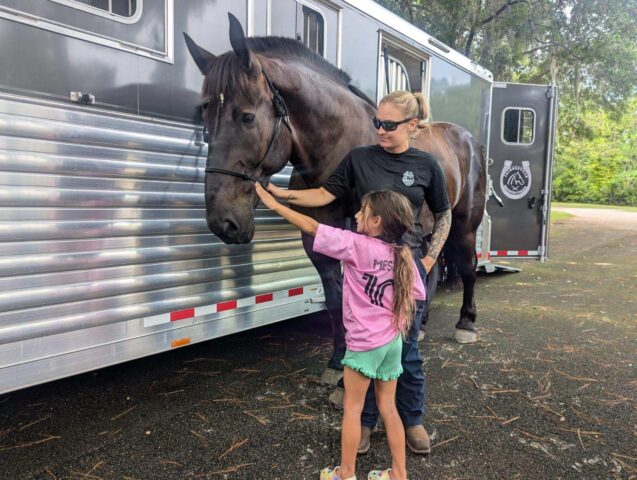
top-left (454, 233), bottom-right (478, 343)
top-left (288, 169), bottom-right (346, 383)
top-left (451, 225), bottom-right (479, 344)
top-left (301, 233), bottom-right (345, 384)
top-left (317, 258), bottom-right (346, 369)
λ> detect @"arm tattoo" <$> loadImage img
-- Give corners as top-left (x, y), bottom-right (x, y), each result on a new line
top-left (287, 194), bottom-right (298, 201)
top-left (427, 209), bottom-right (452, 261)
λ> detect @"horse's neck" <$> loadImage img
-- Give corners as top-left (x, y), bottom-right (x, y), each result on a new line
top-left (265, 58), bottom-right (376, 187)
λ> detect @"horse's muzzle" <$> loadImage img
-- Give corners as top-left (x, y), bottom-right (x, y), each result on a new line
top-left (208, 216), bottom-right (255, 244)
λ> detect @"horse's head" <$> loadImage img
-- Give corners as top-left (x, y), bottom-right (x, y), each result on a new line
top-left (185, 14), bottom-right (292, 244)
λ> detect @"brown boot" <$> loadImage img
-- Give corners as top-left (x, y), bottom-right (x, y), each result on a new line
top-left (357, 426), bottom-right (373, 454)
top-left (328, 386), bottom-right (344, 410)
top-left (405, 425), bottom-right (431, 454)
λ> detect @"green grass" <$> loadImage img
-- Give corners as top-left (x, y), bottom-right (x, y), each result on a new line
top-left (552, 202), bottom-right (637, 212)
top-left (550, 210), bottom-right (575, 222)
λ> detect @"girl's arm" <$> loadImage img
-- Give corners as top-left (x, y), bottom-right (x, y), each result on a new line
top-left (255, 183), bottom-right (319, 236)
top-left (267, 183), bottom-right (336, 208)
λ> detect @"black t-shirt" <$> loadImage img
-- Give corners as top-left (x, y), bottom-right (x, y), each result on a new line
top-left (322, 145), bottom-right (450, 250)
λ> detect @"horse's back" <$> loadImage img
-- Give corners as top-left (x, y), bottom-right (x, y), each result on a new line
top-left (413, 122), bottom-right (485, 213)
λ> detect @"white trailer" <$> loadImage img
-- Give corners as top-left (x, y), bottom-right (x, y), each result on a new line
top-left (0, 0), bottom-right (555, 394)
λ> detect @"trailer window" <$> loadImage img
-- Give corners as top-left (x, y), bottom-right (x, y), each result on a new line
top-left (502, 108), bottom-right (535, 144)
top-left (52, 0), bottom-right (140, 19)
top-left (379, 53), bottom-right (410, 94)
top-left (302, 6), bottom-right (324, 56)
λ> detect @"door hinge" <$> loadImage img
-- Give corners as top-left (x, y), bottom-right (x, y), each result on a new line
top-left (538, 245), bottom-right (545, 255)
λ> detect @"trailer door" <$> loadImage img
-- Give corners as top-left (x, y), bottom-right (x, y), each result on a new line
top-left (488, 82), bottom-right (557, 261)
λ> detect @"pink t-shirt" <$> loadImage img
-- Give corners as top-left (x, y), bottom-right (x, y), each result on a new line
top-left (313, 224), bottom-right (426, 352)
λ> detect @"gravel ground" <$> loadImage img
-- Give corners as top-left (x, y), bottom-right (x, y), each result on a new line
top-left (1, 208), bottom-right (636, 480)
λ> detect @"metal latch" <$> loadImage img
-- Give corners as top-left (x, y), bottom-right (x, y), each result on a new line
top-left (488, 178), bottom-right (504, 207)
top-left (70, 92), bottom-right (95, 105)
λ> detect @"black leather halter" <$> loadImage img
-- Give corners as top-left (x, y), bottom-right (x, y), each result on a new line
top-left (203, 70), bottom-right (291, 182)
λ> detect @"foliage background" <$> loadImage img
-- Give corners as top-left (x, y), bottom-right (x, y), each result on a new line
top-left (376, 0), bottom-right (637, 205)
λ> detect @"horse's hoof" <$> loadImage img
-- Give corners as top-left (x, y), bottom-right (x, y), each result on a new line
top-left (328, 386), bottom-right (344, 410)
top-left (454, 328), bottom-right (477, 344)
top-left (320, 368), bottom-right (343, 386)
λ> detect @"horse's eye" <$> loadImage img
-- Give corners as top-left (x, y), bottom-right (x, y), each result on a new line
top-left (242, 113), bottom-right (256, 125)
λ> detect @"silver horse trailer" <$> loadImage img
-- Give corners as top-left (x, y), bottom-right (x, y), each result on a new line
top-left (0, 0), bottom-right (556, 394)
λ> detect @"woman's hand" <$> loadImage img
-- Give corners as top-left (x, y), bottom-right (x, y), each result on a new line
top-left (255, 182), bottom-right (281, 211)
top-left (255, 182), bottom-right (319, 236)
top-left (266, 182), bottom-right (286, 199)
top-left (421, 256), bottom-right (436, 274)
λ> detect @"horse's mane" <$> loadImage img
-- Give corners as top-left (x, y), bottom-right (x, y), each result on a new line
top-left (203, 36), bottom-right (375, 107)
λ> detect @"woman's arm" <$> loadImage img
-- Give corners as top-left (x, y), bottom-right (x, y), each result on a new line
top-left (256, 183), bottom-right (319, 236)
top-left (267, 184), bottom-right (336, 208)
top-left (421, 208), bottom-right (452, 273)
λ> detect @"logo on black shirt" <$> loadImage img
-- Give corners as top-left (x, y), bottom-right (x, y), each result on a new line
top-left (402, 171), bottom-right (415, 186)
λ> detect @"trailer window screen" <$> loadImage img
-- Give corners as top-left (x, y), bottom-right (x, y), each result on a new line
top-left (62, 0), bottom-right (139, 18)
top-left (302, 6), bottom-right (324, 56)
top-left (503, 108), bottom-right (535, 144)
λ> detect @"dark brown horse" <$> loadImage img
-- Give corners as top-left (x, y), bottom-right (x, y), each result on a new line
top-left (184, 14), bottom-right (486, 372)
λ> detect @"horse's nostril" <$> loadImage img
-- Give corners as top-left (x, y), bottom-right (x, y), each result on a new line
top-left (222, 218), bottom-right (239, 234)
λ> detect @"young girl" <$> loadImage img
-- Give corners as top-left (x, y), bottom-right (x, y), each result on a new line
top-left (255, 183), bottom-right (425, 480)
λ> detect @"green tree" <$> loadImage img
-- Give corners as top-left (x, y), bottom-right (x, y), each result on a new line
top-left (555, 97), bottom-right (637, 205)
top-left (376, 0), bottom-right (637, 205)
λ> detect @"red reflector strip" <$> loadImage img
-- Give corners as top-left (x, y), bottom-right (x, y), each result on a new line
top-left (489, 250), bottom-right (538, 257)
top-left (255, 293), bottom-right (273, 304)
top-left (477, 252), bottom-right (482, 259)
top-left (171, 308), bottom-right (195, 321)
top-left (144, 285), bottom-right (318, 329)
top-left (217, 300), bottom-right (237, 312)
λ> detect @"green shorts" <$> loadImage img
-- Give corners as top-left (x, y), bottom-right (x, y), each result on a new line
top-left (341, 335), bottom-right (403, 381)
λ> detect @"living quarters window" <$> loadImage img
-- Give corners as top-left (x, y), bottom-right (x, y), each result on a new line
top-left (502, 108), bottom-right (535, 144)
top-left (53, 0), bottom-right (140, 19)
top-left (302, 6), bottom-right (324, 56)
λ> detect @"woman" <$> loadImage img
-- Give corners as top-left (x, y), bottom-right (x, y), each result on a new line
top-left (267, 90), bottom-right (452, 455)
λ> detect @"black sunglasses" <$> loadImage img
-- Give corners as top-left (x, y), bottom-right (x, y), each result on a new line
top-left (373, 117), bottom-right (413, 131)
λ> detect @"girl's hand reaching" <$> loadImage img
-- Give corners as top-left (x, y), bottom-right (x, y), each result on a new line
top-left (254, 182), bottom-right (319, 236)
top-left (255, 182), bottom-right (282, 211)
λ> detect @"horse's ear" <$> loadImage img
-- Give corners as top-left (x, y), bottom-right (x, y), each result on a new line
top-left (228, 13), bottom-right (253, 73)
top-left (183, 32), bottom-right (216, 75)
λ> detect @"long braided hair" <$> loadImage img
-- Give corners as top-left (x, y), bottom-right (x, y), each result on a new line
top-left (361, 190), bottom-right (417, 337)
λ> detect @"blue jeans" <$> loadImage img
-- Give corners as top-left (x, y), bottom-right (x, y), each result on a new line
top-left (361, 259), bottom-right (427, 428)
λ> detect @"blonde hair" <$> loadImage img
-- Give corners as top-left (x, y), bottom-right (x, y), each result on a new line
top-left (361, 190), bottom-right (417, 338)
top-left (379, 90), bottom-right (431, 129)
